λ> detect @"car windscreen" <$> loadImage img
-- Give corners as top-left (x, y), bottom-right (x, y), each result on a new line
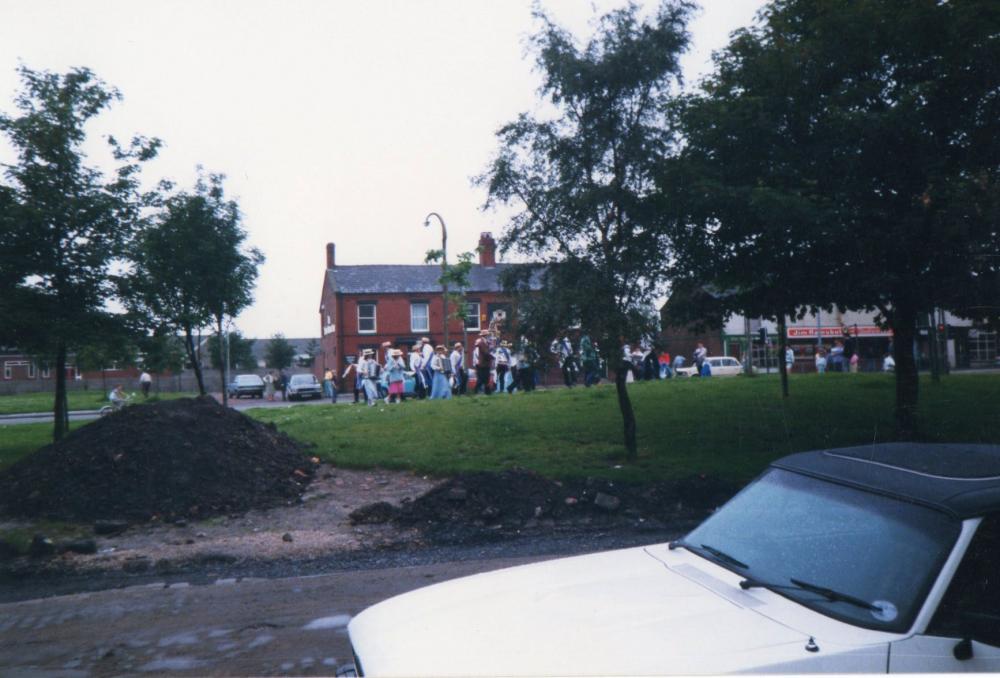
top-left (235, 375), bottom-right (261, 384)
top-left (290, 375), bottom-right (316, 385)
top-left (680, 468), bottom-right (960, 632)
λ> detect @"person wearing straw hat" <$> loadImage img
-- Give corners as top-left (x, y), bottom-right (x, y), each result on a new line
top-left (360, 348), bottom-right (381, 406)
top-left (385, 348), bottom-right (407, 404)
top-left (494, 340), bottom-right (512, 394)
top-left (472, 330), bottom-right (492, 395)
top-left (450, 342), bottom-right (466, 395)
top-left (420, 336), bottom-right (435, 394)
top-left (409, 343), bottom-right (426, 399)
top-left (429, 344), bottom-right (452, 399)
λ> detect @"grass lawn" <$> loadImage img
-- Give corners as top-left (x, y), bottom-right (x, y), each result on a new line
top-left (0, 421), bottom-right (86, 470)
top-left (247, 373), bottom-right (1000, 484)
top-left (1, 374), bottom-right (996, 483)
top-left (0, 390), bottom-right (197, 415)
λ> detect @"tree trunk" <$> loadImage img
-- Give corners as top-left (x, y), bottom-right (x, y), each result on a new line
top-left (217, 317), bottom-right (228, 407)
top-left (183, 324), bottom-right (206, 395)
top-left (53, 340), bottom-right (70, 442)
top-left (778, 315), bottom-right (789, 398)
top-left (615, 365), bottom-right (638, 459)
top-left (892, 302), bottom-right (920, 439)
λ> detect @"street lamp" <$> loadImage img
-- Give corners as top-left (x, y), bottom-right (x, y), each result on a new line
top-left (423, 212), bottom-right (449, 350)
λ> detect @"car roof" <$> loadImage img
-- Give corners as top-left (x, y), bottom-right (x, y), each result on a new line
top-left (773, 443), bottom-right (1000, 519)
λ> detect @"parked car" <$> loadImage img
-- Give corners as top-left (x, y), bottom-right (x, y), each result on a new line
top-left (286, 373), bottom-right (323, 400)
top-left (676, 355), bottom-right (744, 377)
top-left (346, 443), bottom-right (1000, 675)
top-left (226, 374), bottom-right (264, 399)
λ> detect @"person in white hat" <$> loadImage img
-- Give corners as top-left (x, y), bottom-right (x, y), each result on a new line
top-left (385, 348), bottom-right (407, 404)
top-left (360, 348), bottom-right (381, 406)
top-left (409, 344), bottom-right (426, 399)
top-left (472, 330), bottom-right (493, 395)
top-left (450, 342), bottom-right (466, 395)
top-left (429, 345), bottom-right (452, 399)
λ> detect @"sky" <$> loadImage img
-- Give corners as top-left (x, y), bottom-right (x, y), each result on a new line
top-left (0, 0), bottom-right (765, 339)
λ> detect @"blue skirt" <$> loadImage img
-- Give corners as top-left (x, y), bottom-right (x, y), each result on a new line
top-left (429, 372), bottom-right (452, 399)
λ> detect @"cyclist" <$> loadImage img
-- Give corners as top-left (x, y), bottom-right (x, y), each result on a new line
top-left (108, 385), bottom-right (128, 411)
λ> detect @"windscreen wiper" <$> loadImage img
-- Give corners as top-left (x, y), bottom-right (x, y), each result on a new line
top-left (740, 576), bottom-right (881, 612)
top-left (668, 540), bottom-right (750, 570)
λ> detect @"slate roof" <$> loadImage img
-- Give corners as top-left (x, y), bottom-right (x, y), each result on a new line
top-left (774, 443), bottom-right (1000, 519)
top-left (326, 263), bottom-right (543, 295)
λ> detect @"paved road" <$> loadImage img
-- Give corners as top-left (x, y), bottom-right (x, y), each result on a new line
top-left (0, 554), bottom-right (555, 676)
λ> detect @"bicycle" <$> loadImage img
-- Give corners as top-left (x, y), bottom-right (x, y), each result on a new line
top-left (99, 393), bottom-right (136, 417)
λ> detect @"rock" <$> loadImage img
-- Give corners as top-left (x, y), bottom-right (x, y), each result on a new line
top-left (349, 502), bottom-right (397, 525)
top-left (0, 539), bottom-right (19, 559)
top-left (122, 557), bottom-right (150, 573)
top-left (29, 534), bottom-right (56, 558)
top-left (593, 492), bottom-right (621, 512)
top-left (446, 487), bottom-right (468, 502)
top-left (94, 520), bottom-right (128, 536)
top-left (60, 539), bottom-right (98, 555)
top-left (282, 532), bottom-right (294, 542)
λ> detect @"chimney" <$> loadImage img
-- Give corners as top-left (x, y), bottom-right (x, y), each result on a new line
top-left (478, 232), bottom-right (496, 267)
top-left (326, 242), bottom-right (336, 268)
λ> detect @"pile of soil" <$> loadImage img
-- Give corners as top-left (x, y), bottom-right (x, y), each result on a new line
top-left (352, 468), bottom-right (742, 544)
top-left (0, 396), bottom-right (316, 523)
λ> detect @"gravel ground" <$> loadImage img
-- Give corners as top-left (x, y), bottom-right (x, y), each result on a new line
top-left (0, 464), bottom-right (696, 604)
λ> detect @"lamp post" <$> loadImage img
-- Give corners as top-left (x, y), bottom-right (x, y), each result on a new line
top-left (423, 212), bottom-right (449, 350)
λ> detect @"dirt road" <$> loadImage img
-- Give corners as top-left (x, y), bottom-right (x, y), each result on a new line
top-left (0, 554), bottom-right (556, 676)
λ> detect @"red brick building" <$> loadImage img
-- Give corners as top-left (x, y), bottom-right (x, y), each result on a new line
top-left (316, 233), bottom-right (539, 376)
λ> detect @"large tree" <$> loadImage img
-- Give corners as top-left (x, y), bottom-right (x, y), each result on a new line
top-left (127, 172), bottom-right (263, 405)
top-left (666, 0), bottom-right (1000, 435)
top-left (0, 66), bottom-right (159, 440)
top-left (479, 1), bottom-right (692, 458)
top-left (264, 333), bottom-right (295, 371)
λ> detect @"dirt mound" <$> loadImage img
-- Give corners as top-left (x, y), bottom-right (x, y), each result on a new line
top-left (0, 396), bottom-right (316, 523)
top-left (369, 469), bottom-right (741, 544)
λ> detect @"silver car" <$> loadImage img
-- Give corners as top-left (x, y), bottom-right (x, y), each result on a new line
top-left (286, 373), bottom-right (323, 400)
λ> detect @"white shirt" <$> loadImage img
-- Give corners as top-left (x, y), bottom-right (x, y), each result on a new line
top-left (421, 342), bottom-right (434, 367)
top-left (139, 372), bottom-right (151, 383)
top-left (409, 352), bottom-right (422, 372)
top-left (450, 349), bottom-right (464, 373)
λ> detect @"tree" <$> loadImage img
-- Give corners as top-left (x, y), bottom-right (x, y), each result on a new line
top-left (666, 0), bottom-right (1000, 436)
top-left (207, 331), bottom-right (256, 371)
top-left (0, 66), bottom-right (159, 440)
top-left (137, 328), bottom-right (186, 391)
top-left (302, 338), bottom-right (320, 367)
top-left (478, 1), bottom-right (692, 458)
top-left (127, 171), bottom-right (263, 406)
top-left (265, 333), bottom-right (296, 370)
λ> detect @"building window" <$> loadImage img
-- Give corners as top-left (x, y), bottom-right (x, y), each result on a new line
top-left (464, 301), bottom-right (481, 331)
top-left (28, 362), bottom-right (36, 379)
top-left (42, 365), bottom-right (50, 379)
top-left (357, 303), bottom-right (376, 334)
top-left (410, 302), bottom-right (429, 333)
top-left (968, 328), bottom-right (997, 363)
top-left (3, 363), bottom-right (10, 380)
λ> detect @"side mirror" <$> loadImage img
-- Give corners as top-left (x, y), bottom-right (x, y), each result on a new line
top-left (953, 638), bottom-right (973, 661)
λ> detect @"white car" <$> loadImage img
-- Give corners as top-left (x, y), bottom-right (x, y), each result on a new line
top-left (286, 373), bottom-right (323, 400)
top-left (346, 443), bottom-right (1000, 675)
top-left (676, 355), bottom-right (744, 377)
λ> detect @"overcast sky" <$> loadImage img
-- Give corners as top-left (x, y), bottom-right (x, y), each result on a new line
top-left (0, 0), bottom-right (765, 339)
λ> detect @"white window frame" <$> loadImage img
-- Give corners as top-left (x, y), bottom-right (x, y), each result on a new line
top-left (357, 303), bottom-right (377, 334)
top-left (3, 363), bottom-right (11, 380)
top-left (410, 302), bottom-right (429, 333)
top-left (41, 365), bottom-right (51, 379)
top-left (465, 301), bottom-right (481, 331)
top-left (28, 362), bottom-right (36, 379)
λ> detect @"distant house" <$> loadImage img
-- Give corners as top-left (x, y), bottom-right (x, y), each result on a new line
top-left (249, 337), bottom-right (320, 372)
top-left (317, 232), bottom-right (541, 376)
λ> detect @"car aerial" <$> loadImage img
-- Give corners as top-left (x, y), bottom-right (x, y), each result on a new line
top-left (676, 355), bottom-right (744, 377)
top-left (286, 373), bottom-right (323, 400)
top-left (346, 443), bottom-right (1000, 675)
top-left (226, 373), bottom-right (265, 399)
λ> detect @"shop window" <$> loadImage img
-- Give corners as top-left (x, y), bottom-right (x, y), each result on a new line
top-left (968, 328), bottom-right (997, 363)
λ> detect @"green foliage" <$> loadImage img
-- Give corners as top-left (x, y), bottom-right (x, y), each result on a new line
top-left (0, 66), bottom-right (160, 440)
top-left (665, 0), bottom-right (1000, 434)
top-left (137, 328), bottom-right (186, 375)
top-left (478, 1), bottom-right (694, 456)
top-left (265, 333), bottom-right (296, 370)
top-left (125, 170), bottom-right (263, 395)
top-left (207, 331), bottom-right (257, 370)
